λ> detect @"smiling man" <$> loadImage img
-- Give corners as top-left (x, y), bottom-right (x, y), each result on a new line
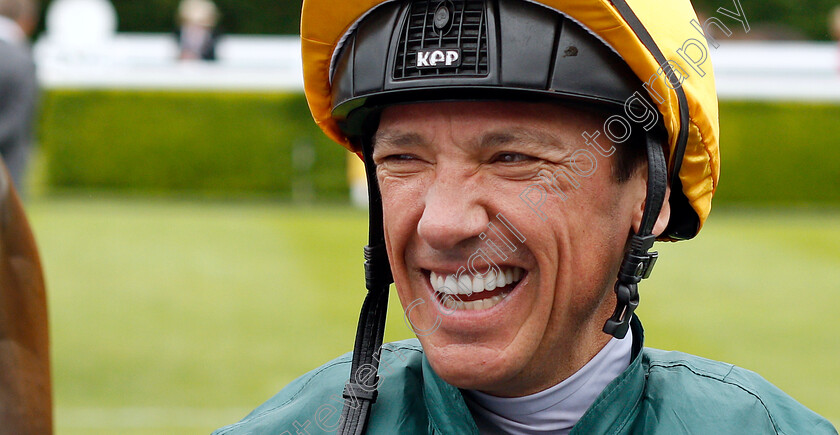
top-left (214, 0), bottom-right (837, 434)
top-left (373, 101), bottom-right (658, 404)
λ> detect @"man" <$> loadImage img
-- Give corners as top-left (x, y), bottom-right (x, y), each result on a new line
top-left (0, 0), bottom-right (38, 196)
top-left (175, 0), bottom-right (221, 61)
top-left (215, 0), bottom-right (838, 433)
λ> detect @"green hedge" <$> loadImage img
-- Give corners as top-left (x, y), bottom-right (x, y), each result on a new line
top-left (37, 0), bottom-right (305, 36)
top-left (39, 90), bottom-right (348, 199)
top-left (715, 101), bottom-right (840, 204)
top-left (38, 91), bottom-right (840, 204)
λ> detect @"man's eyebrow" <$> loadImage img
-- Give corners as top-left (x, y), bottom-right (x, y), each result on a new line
top-left (479, 128), bottom-right (565, 151)
top-left (373, 131), bottom-right (425, 149)
top-left (373, 127), bottom-right (565, 151)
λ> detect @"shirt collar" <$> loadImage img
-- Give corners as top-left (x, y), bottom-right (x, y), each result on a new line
top-left (421, 317), bottom-right (646, 435)
top-left (570, 316), bottom-right (647, 434)
top-left (461, 327), bottom-right (633, 433)
top-left (0, 15), bottom-right (26, 46)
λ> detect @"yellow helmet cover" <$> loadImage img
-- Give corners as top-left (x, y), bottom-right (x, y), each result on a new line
top-left (301, 0), bottom-right (720, 239)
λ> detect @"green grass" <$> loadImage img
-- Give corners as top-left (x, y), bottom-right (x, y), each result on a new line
top-left (24, 197), bottom-right (839, 433)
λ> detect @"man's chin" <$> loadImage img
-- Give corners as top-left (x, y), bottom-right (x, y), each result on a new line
top-left (420, 339), bottom-right (521, 391)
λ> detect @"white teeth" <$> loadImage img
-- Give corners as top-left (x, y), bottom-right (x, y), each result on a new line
top-left (472, 274), bottom-right (484, 294)
top-left (485, 272), bottom-right (497, 291)
top-left (430, 267), bottom-right (526, 300)
top-left (496, 270), bottom-right (506, 288)
top-left (444, 275), bottom-right (458, 295)
top-left (458, 274), bottom-right (472, 295)
top-left (440, 294), bottom-right (506, 311)
top-left (442, 296), bottom-right (457, 310)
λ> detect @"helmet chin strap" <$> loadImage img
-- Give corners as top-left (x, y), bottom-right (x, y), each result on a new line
top-left (603, 134), bottom-right (668, 338)
top-left (337, 136), bottom-right (393, 435)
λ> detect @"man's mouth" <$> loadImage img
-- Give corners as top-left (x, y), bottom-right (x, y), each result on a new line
top-left (428, 267), bottom-right (525, 311)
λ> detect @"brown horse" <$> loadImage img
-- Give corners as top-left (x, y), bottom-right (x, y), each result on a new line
top-left (0, 160), bottom-right (51, 433)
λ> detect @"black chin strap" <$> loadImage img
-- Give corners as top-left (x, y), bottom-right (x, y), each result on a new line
top-left (603, 134), bottom-right (668, 338)
top-left (337, 138), bottom-right (393, 435)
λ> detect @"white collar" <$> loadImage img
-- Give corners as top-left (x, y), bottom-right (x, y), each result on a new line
top-left (463, 327), bottom-right (633, 434)
top-left (0, 15), bottom-right (26, 46)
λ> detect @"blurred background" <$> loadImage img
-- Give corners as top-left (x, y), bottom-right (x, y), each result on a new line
top-left (2, 0), bottom-right (838, 433)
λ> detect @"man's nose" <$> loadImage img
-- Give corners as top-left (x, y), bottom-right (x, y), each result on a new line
top-left (417, 172), bottom-right (489, 251)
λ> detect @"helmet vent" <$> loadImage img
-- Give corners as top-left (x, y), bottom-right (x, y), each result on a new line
top-left (394, 0), bottom-right (489, 79)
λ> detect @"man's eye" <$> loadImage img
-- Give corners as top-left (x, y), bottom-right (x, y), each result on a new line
top-left (492, 152), bottom-right (535, 163)
top-left (385, 154), bottom-right (418, 162)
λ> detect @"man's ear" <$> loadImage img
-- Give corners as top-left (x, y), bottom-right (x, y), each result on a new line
top-left (631, 184), bottom-right (671, 237)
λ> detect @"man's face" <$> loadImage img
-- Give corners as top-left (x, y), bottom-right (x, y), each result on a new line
top-left (373, 101), bottom-right (650, 397)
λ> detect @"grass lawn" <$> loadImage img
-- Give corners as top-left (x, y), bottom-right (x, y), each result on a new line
top-left (23, 197), bottom-right (839, 434)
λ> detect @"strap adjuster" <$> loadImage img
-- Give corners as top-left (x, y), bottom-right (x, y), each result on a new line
top-left (364, 244), bottom-right (393, 290)
top-left (640, 251), bottom-right (658, 279)
top-left (343, 381), bottom-right (379, 403)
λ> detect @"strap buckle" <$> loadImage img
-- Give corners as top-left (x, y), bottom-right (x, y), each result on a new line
top-left (603, 281), bottom-right (640, 339)
top-left (604, 239), bottom-right (658, 339)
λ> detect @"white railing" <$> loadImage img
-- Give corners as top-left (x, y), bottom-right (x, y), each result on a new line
top-left (34, 34), bottom-right (304, 91)
top-left (711, 41), bottom-right (840, 101)
top-left (33, 34), bottom-right (840, 100)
